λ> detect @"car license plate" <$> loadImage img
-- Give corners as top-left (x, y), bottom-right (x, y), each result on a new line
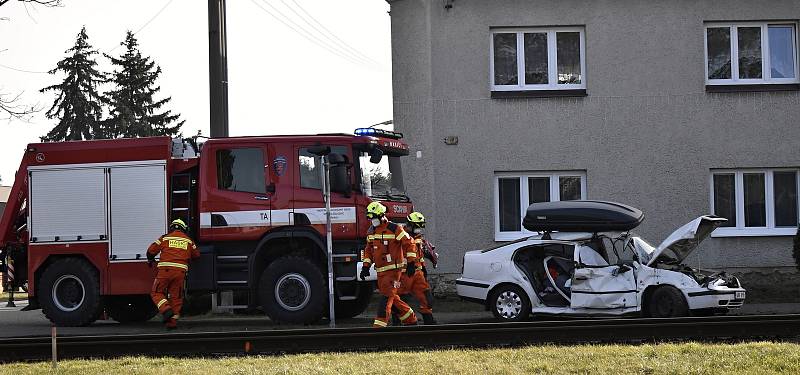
top-left (735, 291), bottom-right (745, 299)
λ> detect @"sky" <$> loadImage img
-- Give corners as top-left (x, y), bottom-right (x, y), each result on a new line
top-left (0, 0), bottom-right (393, 185)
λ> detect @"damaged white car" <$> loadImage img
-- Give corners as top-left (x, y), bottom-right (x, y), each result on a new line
top-left (457, 201), bottom-right (746, 321)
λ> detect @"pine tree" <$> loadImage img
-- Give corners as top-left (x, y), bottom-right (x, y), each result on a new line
top-left (40, 26), bottom-right (105, 141)
top-left (104, 31), bottom-right (183, 138)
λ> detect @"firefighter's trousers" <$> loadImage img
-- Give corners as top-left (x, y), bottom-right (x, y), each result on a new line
top-left (399, 269), bottom-right (433, 314)
top-left (374, 269), bottom-right (417, 327)
top-left (150, 267), bottom-right (186, 325)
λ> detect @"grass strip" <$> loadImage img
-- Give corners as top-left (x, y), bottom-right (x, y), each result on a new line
top-left (1, 341), bottom-right (799, 375)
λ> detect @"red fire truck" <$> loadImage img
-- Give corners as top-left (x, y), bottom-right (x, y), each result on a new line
top-left (0, 128), bottom-right (413, 326)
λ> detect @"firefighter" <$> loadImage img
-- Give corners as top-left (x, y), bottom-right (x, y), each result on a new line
top-left (359, 201), bottom-right (418, 328)
top-left (147, 218), bottom-right (199, 330)
top-left (399, 211), bottom-right (438, 325)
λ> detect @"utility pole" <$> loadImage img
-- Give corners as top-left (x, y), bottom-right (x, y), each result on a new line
top-left (208, 0), bottom-right (229, 138)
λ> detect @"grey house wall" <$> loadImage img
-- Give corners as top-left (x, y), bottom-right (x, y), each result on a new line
top-left (389, 0), bottom-right (800, 301)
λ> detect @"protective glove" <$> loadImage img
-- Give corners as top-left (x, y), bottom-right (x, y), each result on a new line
top-left (406, 262), bottom-right (416, 277)
top-left (360, 266), bottom-right (370, 280)
top-left (146, 253), bottom-right (156, 268)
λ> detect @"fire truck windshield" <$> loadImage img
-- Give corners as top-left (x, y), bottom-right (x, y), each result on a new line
top-left (358, 152), bottom-right (408, 202)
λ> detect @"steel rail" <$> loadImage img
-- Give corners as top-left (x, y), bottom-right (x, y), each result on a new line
top-left (1, 314), bottom-right (799, 362)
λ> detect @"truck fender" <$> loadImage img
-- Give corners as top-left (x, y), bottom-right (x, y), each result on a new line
top-left (249, 226), bottom-right (327, 286)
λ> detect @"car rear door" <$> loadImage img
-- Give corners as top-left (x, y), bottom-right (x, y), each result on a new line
top-left (570, 245), bottom-right (637, 309)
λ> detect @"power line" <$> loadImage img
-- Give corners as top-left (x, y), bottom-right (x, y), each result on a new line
top-left (108, 0), bottom-right (175, 53)
top-left (0, 63), bottom-right (48, 74)
top-left (284, 0), bottom-right (381, 66)
top-left (249, 0), bottom-right (375, 68)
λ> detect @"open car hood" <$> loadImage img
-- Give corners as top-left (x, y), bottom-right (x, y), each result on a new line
top-left (646, 215), bottom-right (728, 266)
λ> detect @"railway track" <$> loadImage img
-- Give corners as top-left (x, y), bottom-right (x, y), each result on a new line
top-left (1, 314), bottom-right (799, 362)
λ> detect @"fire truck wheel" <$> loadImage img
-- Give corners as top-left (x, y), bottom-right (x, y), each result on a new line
top-left (38, 258), bottom-right (102, 326)
top-left (258, 256), bottom-right (326, 324)
top-left (334, 283), bottom-right (374, 319)
top-left (105, 295), bottom-right (158, 323)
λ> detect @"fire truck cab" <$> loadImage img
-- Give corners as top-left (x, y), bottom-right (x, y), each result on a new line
top-left (0, 129), bottom-right (412, 326)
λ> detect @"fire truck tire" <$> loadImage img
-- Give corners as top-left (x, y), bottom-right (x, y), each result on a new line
top-left (258, 256), bottom-right (326, 324)
top-left (38, 258), bottom-right (102, 326)
top-left (334, 284), bottom-right (374, 319)
top-left (105, 295), bottom-right (158, 323)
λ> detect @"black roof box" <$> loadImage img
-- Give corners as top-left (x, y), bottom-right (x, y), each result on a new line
top-left (522, 200), bottom-right (644, 232)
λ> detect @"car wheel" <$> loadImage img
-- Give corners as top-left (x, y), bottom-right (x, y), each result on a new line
top-left (648, 286), bottom-right (689, 318)
top-left (489, 285), bottom-right (531, 322)
top-left (38, 258), bottom-right (102, 326)
top-left (258, 256), bottom-right (326, 324)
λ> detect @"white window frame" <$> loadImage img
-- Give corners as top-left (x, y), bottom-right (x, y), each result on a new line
top-left (494, 171), bottom-right (588, 241)
top-left (704, 22), bottom-right (800, 85)
top-left (490, 27), bottom-right (587, 91)
top-left (710, 168), bottom-right (800, 237)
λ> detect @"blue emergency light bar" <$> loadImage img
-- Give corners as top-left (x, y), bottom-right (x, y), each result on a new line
top-left (354, 128), bottom-right (403, 139)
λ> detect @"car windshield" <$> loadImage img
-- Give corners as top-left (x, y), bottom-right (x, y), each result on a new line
top-left (358, 151), bottom-right (408, 201)
top-left (631, 236), bottom-right (656, 264)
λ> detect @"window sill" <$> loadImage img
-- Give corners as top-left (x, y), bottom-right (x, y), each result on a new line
top-left (491, 89), bottom-right (587, 99)
top-left (705, 83), bottom-right (800, 93)
top-left (711, 227), bottom-right (797, 238)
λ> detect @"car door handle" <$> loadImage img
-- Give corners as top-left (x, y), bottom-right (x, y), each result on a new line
top-left (254, 196), bottom-right (270, 201)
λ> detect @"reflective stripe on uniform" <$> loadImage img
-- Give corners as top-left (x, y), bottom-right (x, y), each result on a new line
top-left (367, 234), bottom-right (396, 241)
top-left (406, 252), bottom-right (416, 258)
top-left (173, 314), bottom-right (180, 320)
top-left (414, 239), bottom-right (422, 244)
top-left (399, 309), bottom-right (414, 321)
top-left (154, 239), bottom-right (162, 245)
top-left (162, 236), bottom-right (191, 242)
top-left (373, 319), bottom-right (388, 327)
top-left (396, 231), bottom-right (410, 240)
top-left (375, 264), bottom-right (399, 273)
top-left (157, 299), bottom-right (168, 308)
top-left (157, 262), bottom-right (188, 270)
top-left (362, 258), bottom-right (371, 264)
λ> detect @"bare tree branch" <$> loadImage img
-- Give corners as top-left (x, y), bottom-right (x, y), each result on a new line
top-left (0, 0), bottom-right (62, 9)
top-left (0, 90), bottom-right (39, 122)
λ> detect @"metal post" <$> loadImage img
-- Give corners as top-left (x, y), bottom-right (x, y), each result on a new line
top-left (320, 156), bottom-right (336, 328)
top-left (208, 0), bottom-right (229, 138)
top-left (51, 324), bottom-right (57, 369)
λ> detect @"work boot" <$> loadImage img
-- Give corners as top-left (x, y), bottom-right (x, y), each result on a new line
top-left (162, 309), bottom-right (174, 323)
top-left (422, 313), bottom-right (437, 325)
top-left (165, 317), bottom-right (177, 330)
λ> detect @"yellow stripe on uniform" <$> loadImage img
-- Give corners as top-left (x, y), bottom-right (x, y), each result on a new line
top-left (396, 231), bottom-right (410, 240)
top-left (157, 262), bottom-right (188, 270)
top-left (157, 299), bottom-right (168, 308)
top-left (162, 236), bottom-right (191, 242)
top-left (399, 309), bottom-right (414, 321)
top-left (154, 239), bottom-right (162, 245)
top-left (406, 252), bottom-right (416, 258)
top-left (362, 258), bottom-right (371, 264)
top-left (375, 264), bottom-right (399, 273)
top-left (373, 319), bottom-right (388, 327)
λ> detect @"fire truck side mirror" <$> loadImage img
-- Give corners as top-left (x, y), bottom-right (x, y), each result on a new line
top-left (328, 153), bottom-right (350, 196)
top-left (369, 147), bottom-right (383, 164)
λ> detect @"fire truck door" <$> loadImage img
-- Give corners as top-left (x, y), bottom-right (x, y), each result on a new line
top-left (293, 145), bottom-right (357, 237)
top-left (203, 145), bottom-right (273, 242)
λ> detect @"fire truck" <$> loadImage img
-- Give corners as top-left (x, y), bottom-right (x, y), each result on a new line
top-left (0, 128), bottom-right (413, 326)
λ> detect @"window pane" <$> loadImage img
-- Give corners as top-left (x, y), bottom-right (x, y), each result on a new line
top-left (774, 171), bottom-right (798, 227)
top-left (559, 176), bottom-right (582, 201)
top-left (216, 148), bottom-right (266, 193)
top-left (493, 33), bottom-right (518, 85)
top-left (707, 28), bottom-right (732, 79)
top-left (524, 33), bottom-right (548, 84)
top-left (528, 177), bottom-right (550, 204)
top-left (557, 32), bottom-right (581, 84)
top-left (738, 27), bottom-right (763, 79)
top-left (498, 178), bottom-right (521, 232)
top-left (769, 25), bottom-right (796, 79)
top-left (299, 149), bottom-right (323, 189)
top-left (743, 173), bottom-right (766, 227)
top-left (713, 174), bottom-right (736, 227)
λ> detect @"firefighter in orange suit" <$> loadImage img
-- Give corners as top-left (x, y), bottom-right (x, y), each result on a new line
top-left (399, 211), bottom-right (438, 325)
top-left (147, 218), bottom-right (200, 329)
top-left (359, 201), bottom-right (418, 327)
